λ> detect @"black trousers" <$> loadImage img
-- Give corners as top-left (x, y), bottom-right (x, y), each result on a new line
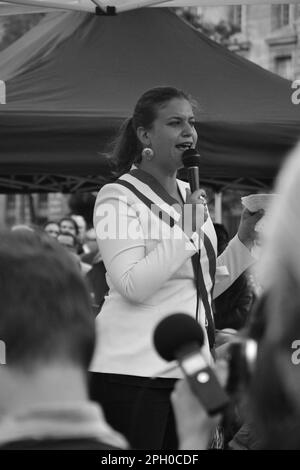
top-left (89, 372), bottom-right (178, 450)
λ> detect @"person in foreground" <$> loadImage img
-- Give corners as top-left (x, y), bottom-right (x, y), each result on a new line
top-left (0, 230), bottom-right (128, 450)
top-left (171, 141), bottom-right (300, 450)
top-left (90, 86), bottom-right (262, 449)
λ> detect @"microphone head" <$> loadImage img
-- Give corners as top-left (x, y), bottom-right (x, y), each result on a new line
top-left (182, 148), bottom-right (201, 168)
top-left (153, 313), bottom-right (204, 362)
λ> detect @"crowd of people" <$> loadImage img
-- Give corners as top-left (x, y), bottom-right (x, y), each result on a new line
top-left (12, 215), bottom-right (109, 315)
top-left (1, 85), bottom-right (300, 450)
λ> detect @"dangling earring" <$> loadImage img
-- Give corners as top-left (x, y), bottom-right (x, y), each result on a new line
top-left (141, 147), bottom-right (154, 161)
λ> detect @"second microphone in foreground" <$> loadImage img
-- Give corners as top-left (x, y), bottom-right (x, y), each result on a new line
top-left (153, 313), bottom-right (229, 416)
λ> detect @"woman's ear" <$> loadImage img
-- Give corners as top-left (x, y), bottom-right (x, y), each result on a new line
top-left (136, 127), bottom-right (151, 147)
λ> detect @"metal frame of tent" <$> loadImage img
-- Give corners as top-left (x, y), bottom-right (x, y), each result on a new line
top-left (0, 174), bottom-right (108, 193)
top-left (0, 0), bottom-right (299, 16)
top-left (0, 173), bottom-right (271, 226)
top-left (0, 173), bottom-right (271, 194)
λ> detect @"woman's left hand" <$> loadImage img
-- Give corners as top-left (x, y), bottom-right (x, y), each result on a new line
top-left (237, 208), bottom-right (264, 250)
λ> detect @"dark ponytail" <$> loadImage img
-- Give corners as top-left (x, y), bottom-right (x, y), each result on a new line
top-left (110, 117), bottom-right (141, 176)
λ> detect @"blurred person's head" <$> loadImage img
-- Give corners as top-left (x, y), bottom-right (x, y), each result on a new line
top-left (85, 228), bottom-right (98, 254)
top-left (71, 215), bottom-right (87, 244)
top-left (247, 142), bottom-right (300, 449)
top-left (59, 217), bottom-right (79, 238)
top-left (43, 221), bottom-right (60, 239)
top-left (0, 230), bottom-right (95, 413)
top-left (57, 232), bottom-right (89, 274)
top-left (57, 231), bottom-right (78, 255)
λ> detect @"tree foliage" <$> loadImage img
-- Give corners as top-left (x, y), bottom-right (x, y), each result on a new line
top-left (174, 8), bottom-right (240, 47)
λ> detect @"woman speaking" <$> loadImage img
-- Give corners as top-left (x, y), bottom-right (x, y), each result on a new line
top-left (89, 87), bottom-right (261, 449)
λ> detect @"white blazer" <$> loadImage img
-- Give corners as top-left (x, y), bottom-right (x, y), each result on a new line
top-left (90, 171), bottom-right (254, 378)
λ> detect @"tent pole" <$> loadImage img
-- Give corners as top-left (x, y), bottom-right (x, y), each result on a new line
top-left (214, 191), bottom-right (222, 224)
top-left (20, 194), bottom-right (26, 224)
top-left (28, 194), bottom-right (36, 224)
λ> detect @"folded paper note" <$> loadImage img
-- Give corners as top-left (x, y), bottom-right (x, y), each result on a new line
top-left (241, 194), bottom-right (278, 212)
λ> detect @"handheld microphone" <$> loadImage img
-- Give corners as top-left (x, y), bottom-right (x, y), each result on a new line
top-left (182, 149), bottom-right (202, 193)
top-left (153, 313), bottom-right (229, 416)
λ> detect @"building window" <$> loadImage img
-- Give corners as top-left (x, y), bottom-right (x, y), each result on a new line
top-left (272, 4), bottom-right (291, 30)
top-left (6, 194), bottom-right (16, 211)
top-left (231, 5), bottom-right (242, 31)
top-left (37, 193), bottom-right (48, 210)
top-left (274, 55), bottom-right (293, 80)
top-left (295, 4), bottom-right (300, 18)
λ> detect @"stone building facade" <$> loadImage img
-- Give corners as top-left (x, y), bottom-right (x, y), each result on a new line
top-left (196, 4), bottom-right (300, 80)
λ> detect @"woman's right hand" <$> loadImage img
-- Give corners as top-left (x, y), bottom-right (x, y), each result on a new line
top-left (183, 188), bottom-right (208, 238)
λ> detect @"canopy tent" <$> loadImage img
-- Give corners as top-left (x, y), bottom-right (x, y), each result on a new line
top-left (0, 8), bottom-right (300, 193)
top-left (1, 0), bottom-right (299, 16)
